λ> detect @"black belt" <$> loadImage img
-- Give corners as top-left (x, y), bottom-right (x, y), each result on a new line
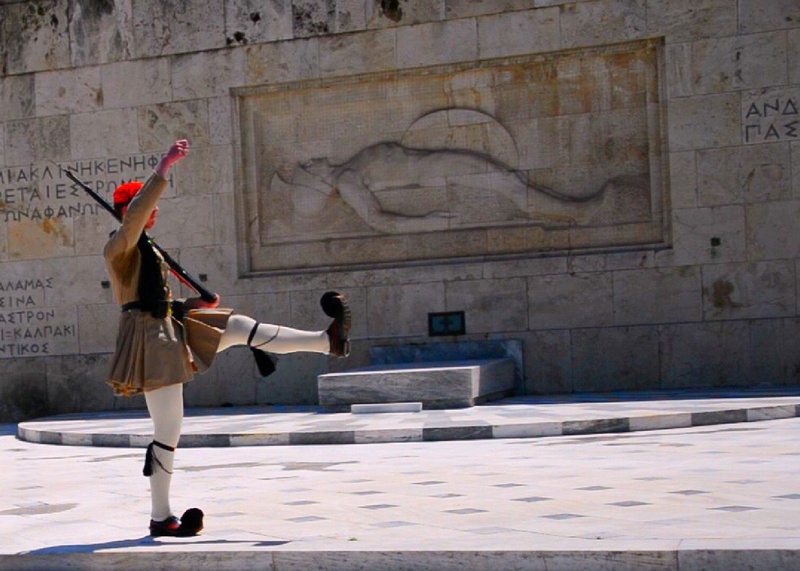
top-left (121, 300), bottom-right (185, 321)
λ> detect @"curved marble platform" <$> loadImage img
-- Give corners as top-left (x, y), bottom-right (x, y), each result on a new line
top-left (16, 387), bottom-right (800, 448)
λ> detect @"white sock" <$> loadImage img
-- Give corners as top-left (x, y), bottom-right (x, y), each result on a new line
top-left (144, 384), bottom-right (183, 521)
top-left (217, 314), bottom-right (329, 355)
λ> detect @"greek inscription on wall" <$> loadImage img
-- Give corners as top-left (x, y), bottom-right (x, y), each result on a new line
top-left (0, 153), bottom-right (174, 224)
top-left (0, 278), bottom-right (77, 358)
top-left (742, 88), bottom-right (800, 144)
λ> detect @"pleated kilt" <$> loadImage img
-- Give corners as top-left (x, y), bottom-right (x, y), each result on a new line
top-left (107, 307), bottom-right (233, 396)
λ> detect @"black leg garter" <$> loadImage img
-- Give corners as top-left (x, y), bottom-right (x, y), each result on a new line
top-left (143, 440), bottom-right (175, 477)
top-left (247, 322), bottom-right (277, 377)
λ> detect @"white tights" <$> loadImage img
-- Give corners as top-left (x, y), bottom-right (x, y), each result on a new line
top-left (144, 314), bottom-right (330, 521)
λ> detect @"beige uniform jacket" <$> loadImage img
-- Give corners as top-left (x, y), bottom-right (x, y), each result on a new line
top-left (104, 172), bottom-right (231, 396)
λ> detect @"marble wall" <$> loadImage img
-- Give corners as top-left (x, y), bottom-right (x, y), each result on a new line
top-left (0, 0), bottom-right (798, 421)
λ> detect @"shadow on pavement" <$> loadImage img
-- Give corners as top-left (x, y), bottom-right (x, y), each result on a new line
top-left (25, 537), bottom-right (291, 554)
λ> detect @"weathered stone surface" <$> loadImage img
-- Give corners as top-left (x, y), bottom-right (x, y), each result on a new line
top-left (366, 0), bottom-right (445, 28)
top-left (702, 260), bottom-right (796, 320)
top-left (790, 29), bottom-right (800, 85)
top-left (5, 116), bottom-right (70, 166)
top-left (396, 19), bottom-right (478, 68)
top-left (148, 195), bottom-right (214, 249)
top-left (367, 283), bottom-right (446, 337)
top-left (793, 142), bottom-right (800, 199)
top-left (319, 28), bottom-right (396, 76)
top-left (668, 92), bottom-right (740, 151)
top-left (746, 200), bottom-right (800, 260)
top-left (669, 151), bottom-right (697, 209)
top-left (748, 318), bottom-right (800, 386)
top-left (43, 256), bottom-right (108, 307)
top-left (209, 97), bottom-right (233, 146)
top-left (244, 37), bottom-right (319, 85)
top-left (1, 1), bottom-right (797, 417)
top-left (131, 0), bottom-right (225, 58)
top-left (0, 358), bottom-right (48, 422)
top-left (445, 0), bottom-right (534, 18)
top-left (176, 245), bottom-right (257, 297)
top-left (647, 0), bottom-right (737, 42)
top-left (70, 109), bottom-right (139, 159)
top-left (697, 143), bottom-right (792, 206)
top-left (137, 101), bottom-right (210, 153)
top-left (739, 0), bottom-right (800, 33)
top-left (569, 251), bottom-right (653, 274)
top-left (172, 49), bottom-right (246, 100)
top-left (69, 0), bottom-right (134, 66)
top-left (528, 272), bottom-right (613, 329)
top-left (477, 8), bottom-right (560, 59)
top-left (173, 145), bottom-right (234, 197)
top-left (660, 321), bottom-right (749, 388)
top-left (35, 66), bottom-right (103, 117)
top-left (4, 0), bottom-right (71, 74)
top-left (665, 43), bottom-right (693, 98)
top-left (523, 330), bottom-right (573, 394)
top-left (445, 278), bottom-right (528, 333)
top-left (211, 193), bottom-right (236, 246)
top-left (0, 74), bottom-right (35, 123)
top-left (292, 0), bottom-right (336, 37)
top-left (318, 359), bottom-right (515, 408)
top-left (560, 0), bottom-right (646, 49)
top-left (333, 262), bottom-right (484, 289)
top-left (671, 205), bottom-right (746, 266)
top-left (571, 325), bottom-right (659, 391)
top-left (100, 58), bottom-right (172, 109)
top-left (691, 32), bottom-right (788, 95)
top-left (333, 0), bottom-right (368, 33)
top-left (613, 266), bottom-right (702, 325)
top-left (483, 256), bottom-right (567, 280)
top-left (8, 218), bottom-right (73, 261)
top-left (77, 303), bottom-right (119, 354)
top-left (224, 0), bottom-right (293, 45)
top-left (45, 354), bottom-right (115, 414)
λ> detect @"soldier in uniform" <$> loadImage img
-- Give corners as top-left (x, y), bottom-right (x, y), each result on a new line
top-left (104, 139), bottom-right (350, 537)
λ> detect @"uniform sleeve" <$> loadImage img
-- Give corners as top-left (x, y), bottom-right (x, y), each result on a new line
top-left (104, 172), bottom-right (168, 260)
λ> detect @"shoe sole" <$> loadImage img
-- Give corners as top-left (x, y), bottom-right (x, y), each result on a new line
top-left (321, 291), bottom-right (351, 357)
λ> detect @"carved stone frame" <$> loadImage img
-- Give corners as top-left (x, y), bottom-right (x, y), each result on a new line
top-left (232, 38), bottom-right (670, 277)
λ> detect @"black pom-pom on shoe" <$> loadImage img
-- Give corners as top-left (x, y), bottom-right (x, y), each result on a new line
top-left (321, 291), bottom-right (351, 358)
top-left (179, 507), bottom-right (204, 536)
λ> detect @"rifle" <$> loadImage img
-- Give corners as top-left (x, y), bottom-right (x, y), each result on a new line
top-left (64, 169), bottom-right (218, 303)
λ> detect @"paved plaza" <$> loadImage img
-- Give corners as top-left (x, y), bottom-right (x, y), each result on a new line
top-left (3, 389), bottom-right (800, 570)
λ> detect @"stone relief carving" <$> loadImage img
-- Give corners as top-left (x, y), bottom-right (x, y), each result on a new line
top-left (238, 39), bottom-right (666, 272)
top-left (272, 132), bottom-right (649, 236)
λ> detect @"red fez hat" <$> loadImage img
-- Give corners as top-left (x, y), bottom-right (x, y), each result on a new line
top-left (113, 181), bottom-right (144, 207)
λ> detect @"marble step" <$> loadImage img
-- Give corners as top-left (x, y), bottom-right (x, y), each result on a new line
top-left (318, 358), bottom-right (515, 409)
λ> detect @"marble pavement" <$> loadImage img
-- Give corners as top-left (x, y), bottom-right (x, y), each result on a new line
top-left (4, 388), bottom-right (800, 570)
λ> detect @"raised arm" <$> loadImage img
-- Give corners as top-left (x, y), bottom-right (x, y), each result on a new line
top-left (105, 140), bottom-right (189, 258)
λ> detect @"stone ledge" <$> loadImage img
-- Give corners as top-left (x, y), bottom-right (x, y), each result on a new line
top-left (3, 547), bottom-right (800, 571)
top-left (317, 359), bottom-right (516, 409)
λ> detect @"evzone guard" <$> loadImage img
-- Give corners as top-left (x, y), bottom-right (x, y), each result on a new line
top-left (103, 139), bottom-right (351, 537)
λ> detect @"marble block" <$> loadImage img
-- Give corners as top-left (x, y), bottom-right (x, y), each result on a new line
top-left (318, 358), bottom-right (515, 409)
